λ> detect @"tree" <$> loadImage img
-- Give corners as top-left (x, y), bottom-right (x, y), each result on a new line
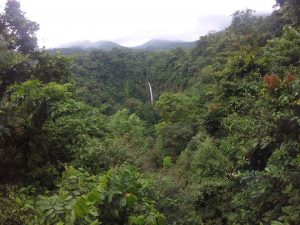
top-left (155, 92), bottom-right (199, 157)
top-left (31, 51), bottom-right (72, 83)
top-left (275, 0), bottom-right (300, 26)
top-left (0, 0), bottom-right (40, 96)
top-left (275, 0), bottom-right (285, 6)
top-left (0, 81), bottom-right (107, 185)
top-left (0, 36), bottom-right (31, 96)
top-left (230, 9), bottom-right (258, 35)
top-left (0, 0), bottom-right (39, 53)
top-left (155, 92), bottom-right (198, 123)
top-left (261, 26), bottom-right (300, 75)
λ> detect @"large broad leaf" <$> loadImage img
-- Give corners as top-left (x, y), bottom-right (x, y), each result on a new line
top-left (74, 197), bottom-right (89, 218)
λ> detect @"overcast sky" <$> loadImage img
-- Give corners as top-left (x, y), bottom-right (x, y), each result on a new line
top-left (0, 0), bottom-right (275, 48)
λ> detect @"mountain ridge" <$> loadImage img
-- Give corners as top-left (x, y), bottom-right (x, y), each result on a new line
top-left (57, 39), bottom-right (197, 51)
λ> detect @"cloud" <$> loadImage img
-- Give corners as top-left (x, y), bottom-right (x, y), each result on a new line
top-left (5, 0), bottom-right (275, 48)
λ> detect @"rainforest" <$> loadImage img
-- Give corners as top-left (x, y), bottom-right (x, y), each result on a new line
top-left (0, 0), bottom-right (300, 224)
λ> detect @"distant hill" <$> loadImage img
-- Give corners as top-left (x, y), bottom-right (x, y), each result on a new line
top-left (47, 47), bottom-right (88, 55)
top-left (55, 39), bottom-right (197, 52)
top-left (59, 40), bottom-right (126, 51)
top-left (96, 41), bottom-right (126, 51)
top-left (60, 40), bottom-right (103, 48)
top-left (133, 39), bottom-right (197, 51)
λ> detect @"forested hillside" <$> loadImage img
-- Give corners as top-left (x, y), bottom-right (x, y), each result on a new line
top-left (0, 0), bottom-right (299, 224)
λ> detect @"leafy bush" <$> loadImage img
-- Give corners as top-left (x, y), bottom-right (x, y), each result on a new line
top-left (1, 165), bottom-right (165, 225)
top-left (162, 156), bottom-right (172, 169)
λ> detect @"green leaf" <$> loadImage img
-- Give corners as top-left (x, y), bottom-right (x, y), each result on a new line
top-left (70, 210), bottom-right (76, 225)
top-left (38, 204), bottom-right (53, 211)
top-left (90, 220), bottom-right (100, 225)
top-left (119, 198), bottom-right (127, 207)
top-left (86, 190), bottom-right (100, 203)
top-left (271, 221), bottom-right (284, 225)
top-left (108, 193), bottom-right (113, 203)
top-left (127, 194), bottom-right (138, 208)
top-left (45, 208), bottom-right (55, 217)
top-left (74, 198), bottom-right (89, 218)
top-left (89, 209), bottom-right (99, 217)
top-left (53, 205), bottom-right (64, 211)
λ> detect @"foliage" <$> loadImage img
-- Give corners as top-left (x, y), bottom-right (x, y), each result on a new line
top-left (31, 51), bottom-right (72, 83)
top-left (261, 26), bottom-right (300, 75)
top-left (110, 109), bottom-right (146, 139)
top-left (230, 9), bottom-right (258, 35)
top-left (1, 165), bottom-right (165, 225)
top-left (276, 0), bottom-right (300, 25)
top-left (0, 41), bottom-right (31, 96)
top-left (1, 1), bottom-right (300, 225)
top-left (0, 81), bottom-right (107, 185)
top-left (162, 156), bottom-right (172, 169)
top-left (154, 92), bottom-right (200, 157)
top-left (0, 0), bottom-right (39, 53)
top-left (155, 92), bottom-right (198, 123)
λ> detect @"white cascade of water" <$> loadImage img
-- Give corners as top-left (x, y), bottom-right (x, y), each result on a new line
top-left (147, 80), bottom-right (154, 104)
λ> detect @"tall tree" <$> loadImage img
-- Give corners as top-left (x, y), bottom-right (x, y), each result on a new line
top-left (0, 0), bottom-right (39, 53)
top-left (275, 0), bottom-right (300, 25)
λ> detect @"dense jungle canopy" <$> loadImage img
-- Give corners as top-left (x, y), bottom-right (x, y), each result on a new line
top-left (0, 0), bottom-right (300, 224)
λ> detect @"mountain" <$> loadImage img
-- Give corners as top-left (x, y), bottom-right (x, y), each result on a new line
top-left (59, 40), bottom-right (103, 48)
top-left (133, 39), bottom-right (197, 51)
top-left (57, 39), bottom-right (197, 52)
top-left (96, 41), bottom-right (126, 51)
top-left (59, 40), bottom-right (126, 51)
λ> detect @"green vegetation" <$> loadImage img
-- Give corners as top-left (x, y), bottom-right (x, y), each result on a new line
top-left (0, 0), bottom-right (299, 224)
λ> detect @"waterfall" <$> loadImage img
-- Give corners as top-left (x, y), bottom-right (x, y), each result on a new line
top-left (147, 80), bottom-right (154, 104)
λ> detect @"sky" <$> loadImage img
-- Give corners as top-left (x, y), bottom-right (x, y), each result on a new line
top-left (0, 0), bottom-right (275, 48)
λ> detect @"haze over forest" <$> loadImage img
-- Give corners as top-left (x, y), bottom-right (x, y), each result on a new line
top-left (1, 0), bottom-right (275, 48)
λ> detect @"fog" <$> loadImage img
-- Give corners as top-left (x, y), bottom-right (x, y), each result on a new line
top-left (1, 0), bottom-right (275, 48)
